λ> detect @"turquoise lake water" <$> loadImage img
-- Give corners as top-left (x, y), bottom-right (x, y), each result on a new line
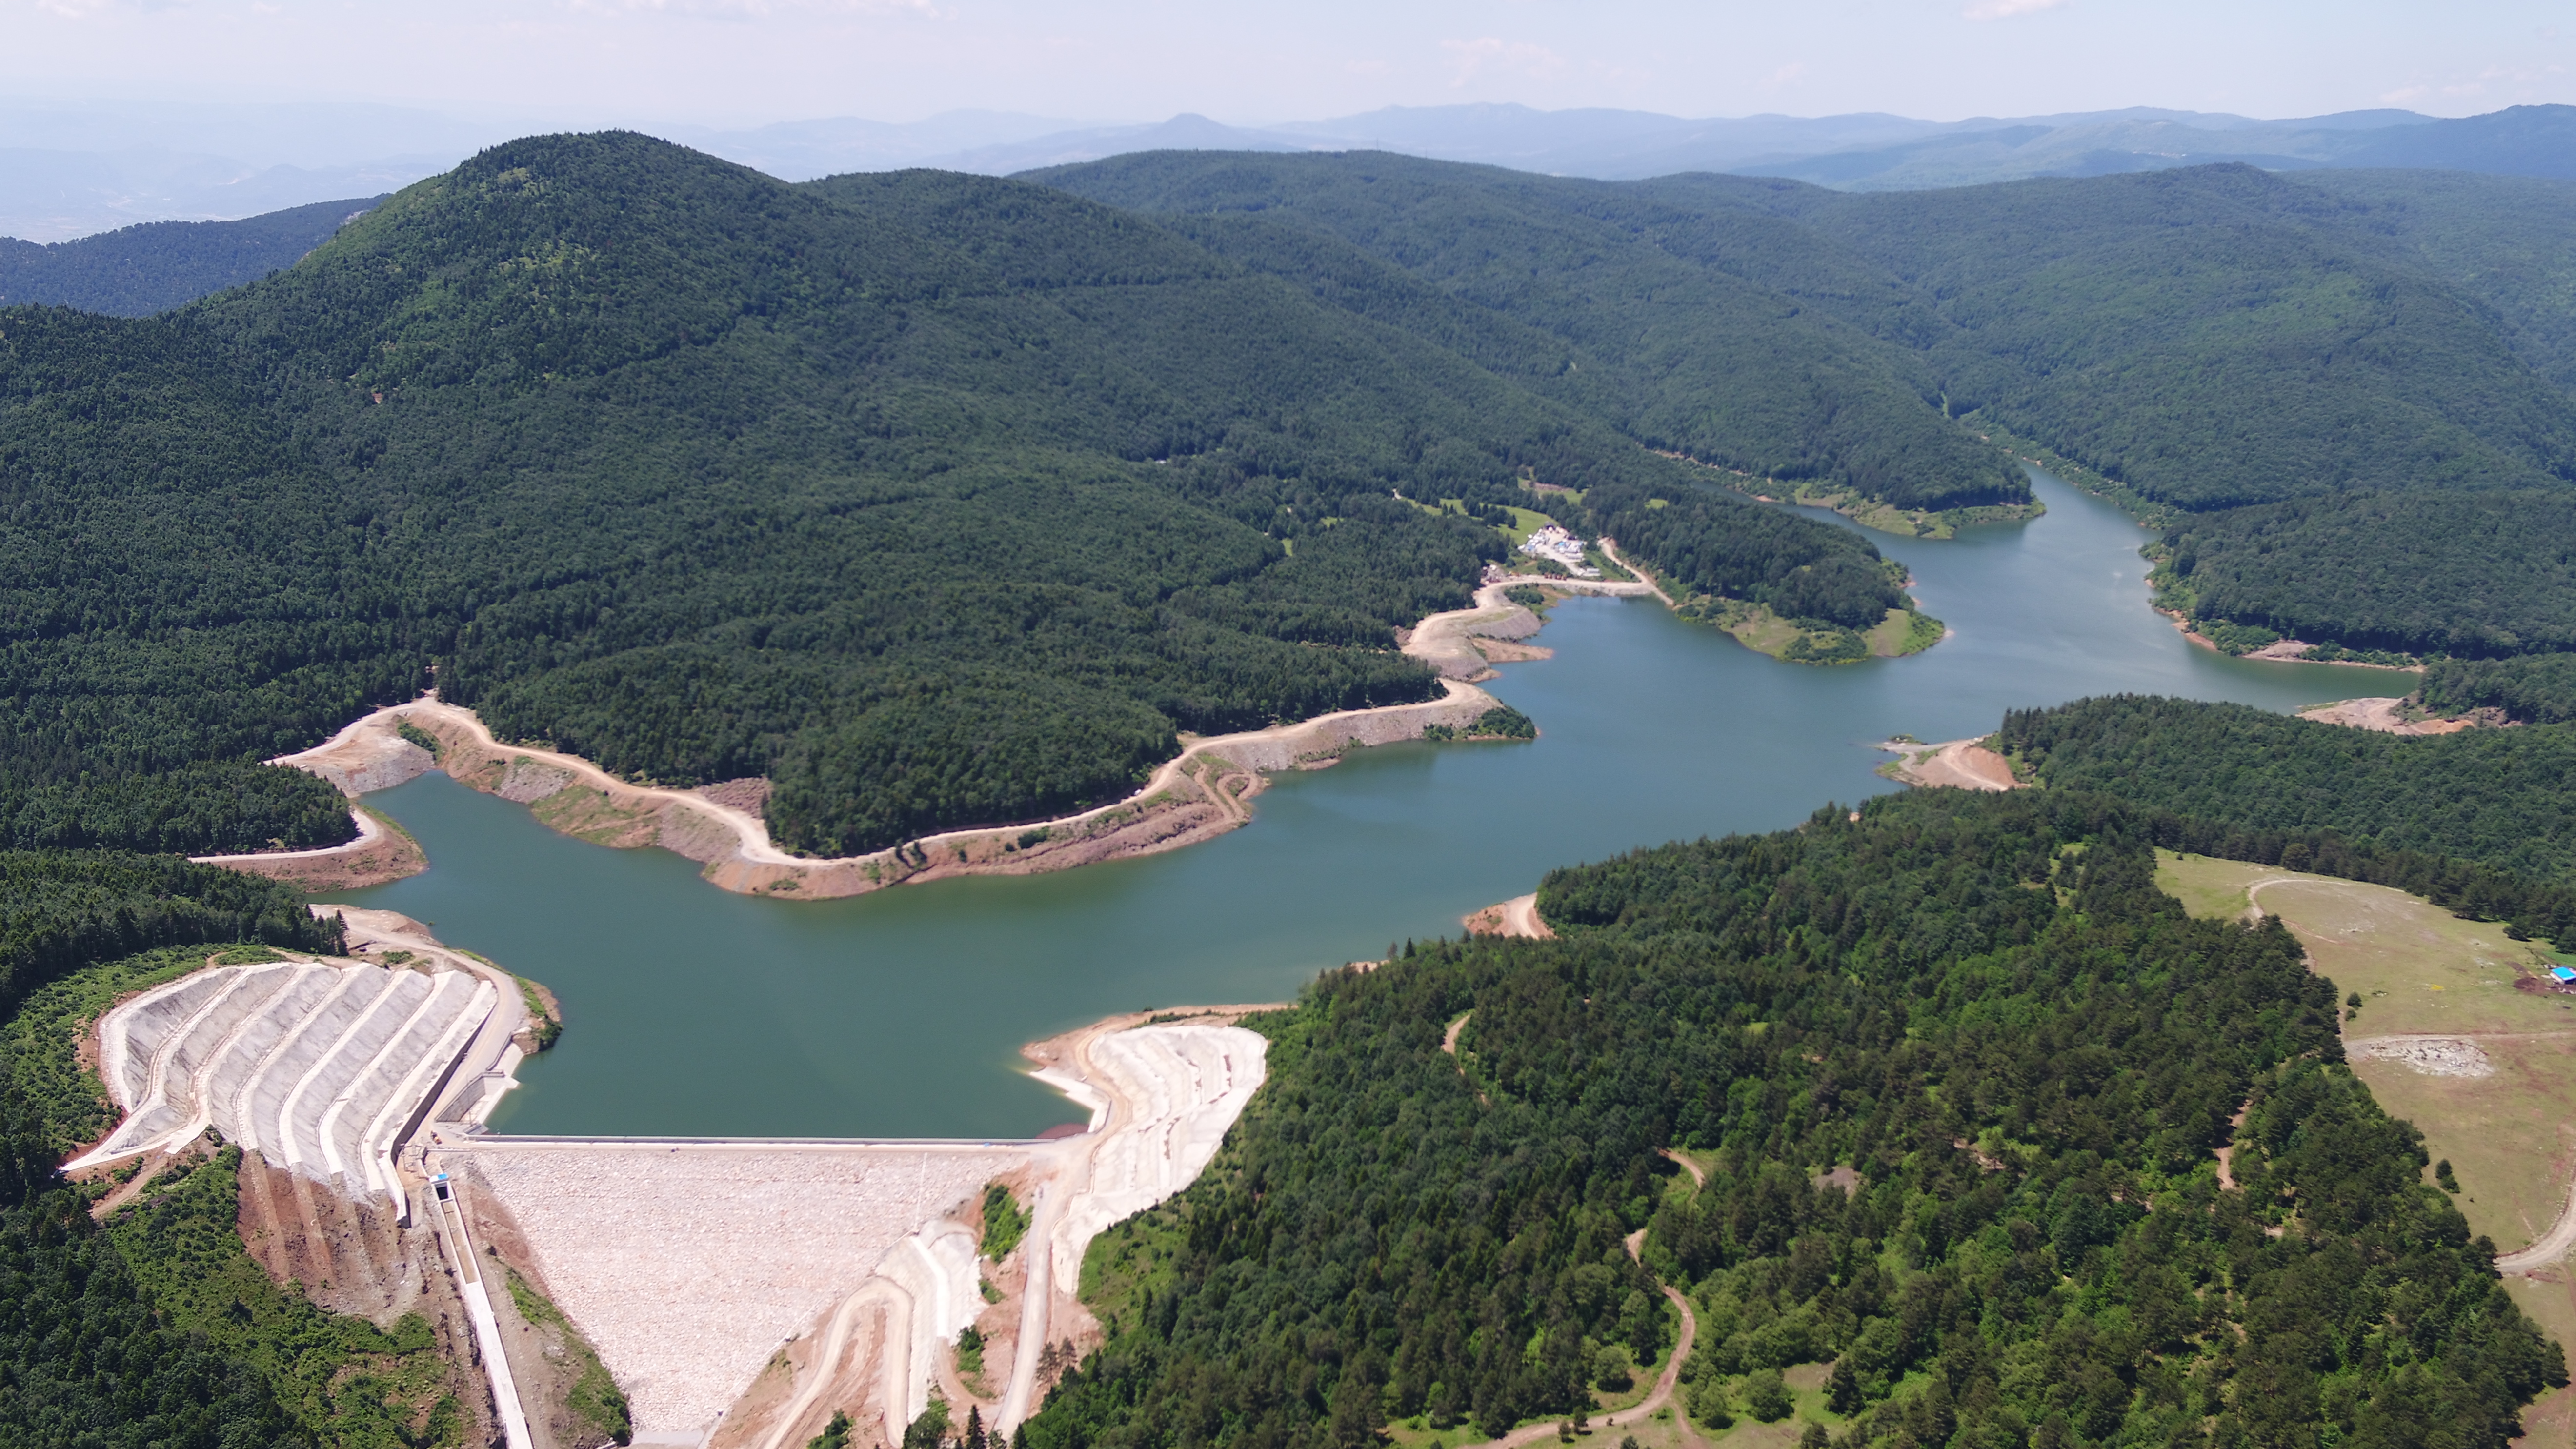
top-left (317, 472), bottom-right (2371, 1138)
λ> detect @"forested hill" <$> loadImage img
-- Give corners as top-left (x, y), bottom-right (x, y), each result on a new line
top-left (2154, 490), bottom-right (2576, 660)
top-left (1024, 789), bottom-right (2560, 1449)
top-left (0, 132), bottom-right (1901, 857)
top-left (0, 861), bottom-right (435, 1447)
top-left (1996, 695), bottom-right (2576, 937)
top-left (0, 196), bottom-right (383, 317)
top-left (1685, 164), bottom-right (2576, 510)
top-left (1027, 151), bottom-right (2032, 515)
top-left (1037, 153), bottom-right (2576, 663)
top-left (1038, 155), bottom-right (2576, 514)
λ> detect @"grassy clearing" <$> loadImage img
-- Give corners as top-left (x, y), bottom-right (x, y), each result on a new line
top-left (2154, 851), bottom-right (2576, 1255)
top-left (2357, 1038), bottom-right (2576, 1250)
top-left (981, 1181), bottom-right (1029, 1259)
top-left (112, 1149), bottom-right (463, 1448)
top-left (1684, 601), bottom-right (1884, 666)
top-left (0, 946), bottom-right (207, 1157)
top-left (1079, 1202), bottom-right (1189, 1334)
top-left (1862, 608), bottom-right (1945, 658)
top-left (530, 785), bottom-right (658, 845)
top-left (502, 1265), bottom-right (633, 1448)
top-left (1702, 602), bottom-right (1804, 660)
top-left (1496, 505), bottom-right (1558, 547)
top-left (2156, 853), bottom-right (2565, 1035)
top-left (2505, 1280), bottom-right (2576, 1448)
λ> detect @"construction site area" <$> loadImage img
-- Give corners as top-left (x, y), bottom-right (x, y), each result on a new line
top-left (70, 903), bottom-right (1273, 1449)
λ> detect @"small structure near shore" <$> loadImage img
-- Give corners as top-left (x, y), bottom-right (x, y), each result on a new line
top-left (1518, 524), bottom-right (1600, 577)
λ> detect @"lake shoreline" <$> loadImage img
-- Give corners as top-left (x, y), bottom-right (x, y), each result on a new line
top-left (205, 573), bottom-right (1658, 901)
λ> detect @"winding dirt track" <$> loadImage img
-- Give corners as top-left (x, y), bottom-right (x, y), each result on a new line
top-left (1594, 539), bottom-right (1676, 608)
top-left (1454, 1225), bottom-right (1699, 1449)
top-left (188, 807), bottom-right (391, 865)
top-left (2499, 1188), bottom-right (2576, 1273)
top-left (1464, 894), bottom-right (1553, 939)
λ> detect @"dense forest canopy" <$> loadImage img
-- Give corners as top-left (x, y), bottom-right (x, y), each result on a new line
top-left (1024, 789), bottom-right (2559, 1449)
top-left (1664, 164), bottom-right (2576, 511)
top-left (0, 196), bottom-right (383, 318)
top-left (0, 851), bottom-right (342, 1018)
top-left (1036, 154), bottom-right (2576, 662)
top-left (2287, 170), bottom-right (2576, 398)
top-left (2155, 491), bottom-right (2576, 659)
top-left (1027, 151), bottom-right (2032, 514)
top-left (1043, 155), bottom-right (2576, 515)
top-left (0, 133), bottom-right (1904, 856)
top-left (2419, 654), bottom-right (2576, 724)
top-left (1998, 695), bottom-right (2576, 885)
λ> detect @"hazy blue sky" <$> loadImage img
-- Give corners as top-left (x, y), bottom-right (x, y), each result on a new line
top-left (6, 0), bottom-right (2570, 128)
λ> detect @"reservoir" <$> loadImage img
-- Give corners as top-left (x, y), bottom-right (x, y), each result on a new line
top-left (318, 472), bottom-right (2372, 1139)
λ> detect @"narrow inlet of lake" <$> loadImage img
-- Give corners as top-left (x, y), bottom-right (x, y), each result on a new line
top-left (317, 472), bottom-right (2375, 1139)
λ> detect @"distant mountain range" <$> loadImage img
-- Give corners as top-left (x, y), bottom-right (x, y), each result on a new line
top-left (0, 100), bottom-right (520, 242)
top-left (917, 103), bottom-right (2576, 191)
top-left (5, 98), bottom-right (2573, 242)
top-left (0, 195), bottom-right (385, 315)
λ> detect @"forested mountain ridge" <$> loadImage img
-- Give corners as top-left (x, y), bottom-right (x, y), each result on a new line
top-left (1029, 150), bottom-right (2033, 515)
top-left (2153, 491), bottom-right (2576, 659)
top-left (2291, 170), bottom-right (2576, 398)
top-left (1034, 153), bottom-right (2576, 663)
top-left (1025, 789), bottom-right (2560, 1449)
top-left (1652, 163), bottom-right (2576, 511)
top-left (1041, 154), bottom-right (2576, 514)
top-left (0, 195), bottom-right (383, 317)
top-left (25, 148), bottom-right (2576, 670)
top-left (0, 132), bottom-right (1908, 858)
top-left (1676, 163), bottom-right (2576, 659)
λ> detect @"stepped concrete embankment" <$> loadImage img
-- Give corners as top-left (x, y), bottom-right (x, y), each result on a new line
top-left (71, 951), bottom-right (507, 1220)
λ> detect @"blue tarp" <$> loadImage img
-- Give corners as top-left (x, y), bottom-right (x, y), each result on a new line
top-left (2551, 966), bottom-right (2575, 983)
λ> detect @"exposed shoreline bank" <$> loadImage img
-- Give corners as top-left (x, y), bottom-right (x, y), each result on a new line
top-left (200, 572), bottom-right (1655, 901)
top-left (1877, 737), bottom-right (2022, 792)
top-left (2153, 606), bottom-right (2424, 672)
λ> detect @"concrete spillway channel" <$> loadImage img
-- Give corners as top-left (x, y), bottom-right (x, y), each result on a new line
top-left (70, 960), bottom-right (501, 1216)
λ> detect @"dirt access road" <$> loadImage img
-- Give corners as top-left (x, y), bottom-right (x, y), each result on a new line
top-left (1464, 893), bottom-right (1554, 939)
top-left (1879, 738), bottom-right (2020, 792)
top-left (1452, 1228), bottom-right (1700, 1449)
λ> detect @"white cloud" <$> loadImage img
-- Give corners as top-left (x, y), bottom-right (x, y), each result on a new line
top-left (1963, 0), bottom-right (2069, 20)
top-left (1439, 36), bottom-right (1566, 89)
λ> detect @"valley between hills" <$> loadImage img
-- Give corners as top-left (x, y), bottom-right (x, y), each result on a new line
top-left (9, 130), bottom-right (2576, 1449)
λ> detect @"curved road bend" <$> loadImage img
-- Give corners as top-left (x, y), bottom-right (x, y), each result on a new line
top-left (1453, 1227), bottom-right (1700, 1449)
